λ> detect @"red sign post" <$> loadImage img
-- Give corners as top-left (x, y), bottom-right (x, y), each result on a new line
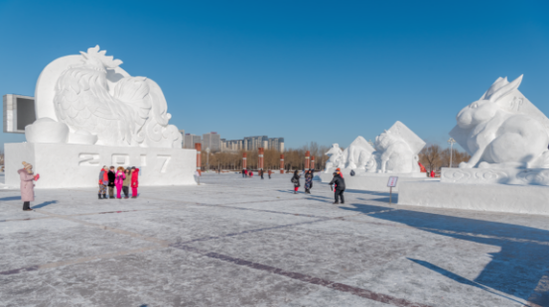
top-left (242, 152), bottom-right (247, 170)
top-left (280, 154), bottom-right (284, 174)
top-left (195, 143), bottom-right (202, 175)
top-left (305, 151), bottom-right (310, 170)
top-left (311, 156), bottom-right (315, 170)
top-left (258, 148), bottom-right (264, 170)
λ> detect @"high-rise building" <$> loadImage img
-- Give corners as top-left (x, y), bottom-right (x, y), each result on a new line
top-left (202, 132), bottom-right (221, 152)
top-left (268, 137), bottom-right (285, 152)
top-left (196, 133), bottom-right (284, 152)
top-left (184, 133), bottom-right (201, 149)
top-left (244, 136), bottom-right (269, 151)
top-left (223, 139), bottom-right (244, 152)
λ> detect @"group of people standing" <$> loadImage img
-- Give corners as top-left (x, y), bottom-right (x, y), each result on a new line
top-left (98, 166), bottom-right (140, 199)
top-left (291, 168), bottom-right (346, 204)
top-left (291, 169), bottom-right (315, 194)
top-left (16, 161), bottom-right (141, 211)
top-left (241, 169), bottom-right (272, 179)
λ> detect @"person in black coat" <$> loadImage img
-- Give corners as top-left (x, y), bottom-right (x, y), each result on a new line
top-left (108, 166), bottom-right (116, 199)
top-left (304, 170), bottom-right (313, 194)
top-left (329, 171), bottom-right (346, 204)
top-left (291, 170), bottom-right (301, 194)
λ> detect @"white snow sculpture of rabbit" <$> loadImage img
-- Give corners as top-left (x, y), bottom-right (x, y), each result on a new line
top-left (451, 75), bottom-right (549, 169)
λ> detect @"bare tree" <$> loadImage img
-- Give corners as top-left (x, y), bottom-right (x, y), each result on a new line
top-left (419, 144), bottom-right (442, 172)
top-left (441, 148), bottom-right (471, 168)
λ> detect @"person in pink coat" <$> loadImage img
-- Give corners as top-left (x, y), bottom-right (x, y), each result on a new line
top-left (131, 166), bottom-right (140, 198)
top-left (115, 167), bottom-right (126, 199)
top-left (18, 161), bottom-right (39, 211)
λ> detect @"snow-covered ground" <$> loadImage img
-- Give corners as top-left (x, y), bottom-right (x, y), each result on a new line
top-left (0, 173), bottom-right (547, 306)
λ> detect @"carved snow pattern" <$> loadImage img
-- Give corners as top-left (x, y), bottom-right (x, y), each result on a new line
top-left (441, 168), bottom-right (548, 186)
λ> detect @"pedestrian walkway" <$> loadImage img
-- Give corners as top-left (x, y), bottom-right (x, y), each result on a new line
top-left (0, 173), bottom-right (547, 306)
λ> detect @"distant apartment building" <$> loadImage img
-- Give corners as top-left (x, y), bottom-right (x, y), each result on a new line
top-left (202, 132), bottom-right (221, 152)
top-left (184, 133), bottom-right (201, 149)
top-left (222, 139), bottom-right (245, 151)
top-left (268, 137), bottom-right (285, 152)
top-left (219, 136), bottom-right (284, 152)
top-left (243, 136), bottom-right (269, 151)
top-left (183, 132), bottom-right (284, 152)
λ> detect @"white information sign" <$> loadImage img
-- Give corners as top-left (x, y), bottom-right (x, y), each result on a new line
top-left (387, 176), bottom-right (398, 187)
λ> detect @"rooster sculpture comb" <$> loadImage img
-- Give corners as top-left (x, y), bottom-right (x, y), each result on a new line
top-left (79, 45), bottom-right (123, 68)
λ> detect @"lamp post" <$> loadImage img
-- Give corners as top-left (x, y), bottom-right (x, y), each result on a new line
top-left (448, 138), bottom-right (455, 168)
top-left (206, 147), bottom-right (210, 172)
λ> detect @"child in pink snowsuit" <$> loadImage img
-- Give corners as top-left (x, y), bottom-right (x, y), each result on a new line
top-left (115, 167), bottom-right (126, 199)
top-left (131, 167), bottom-right (140, 198)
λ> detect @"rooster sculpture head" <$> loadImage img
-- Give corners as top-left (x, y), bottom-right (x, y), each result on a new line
top-left (79, 45), bottom-right (123, 72)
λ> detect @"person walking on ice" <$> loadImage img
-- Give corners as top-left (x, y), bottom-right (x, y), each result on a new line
top-left (18, 162), bottom-right (39, 211)
top-left (268, 169), bottom-right (272, 179)
top-left (329, 170), bottom-right (346, 204)
top-left (291, 170), bottom-right (301, 194)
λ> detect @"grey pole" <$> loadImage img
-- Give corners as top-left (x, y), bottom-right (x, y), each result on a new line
top-left (447, 138), bottom-right (456, 167)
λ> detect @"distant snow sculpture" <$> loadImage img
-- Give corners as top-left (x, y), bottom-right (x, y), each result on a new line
top-left (324, 144), bottom-right (344, 170)
top-left (324, 121), bottom-right (424, 174)
top-left (449, 75), bottom-right (549, 169)
top-left (27, 45), bottom-right (182, 148)
top-left (375, 121), bottom-right (424, 173)
top-left (341, 136), bottom-right (376, 170)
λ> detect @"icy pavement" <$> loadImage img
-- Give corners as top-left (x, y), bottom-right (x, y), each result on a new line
top-left (0, 173), bottom-right (547, 306)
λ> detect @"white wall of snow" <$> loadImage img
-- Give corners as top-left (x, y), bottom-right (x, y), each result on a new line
top-left (6, 143), bottom-right (196, 189)
top-left (398, 181), bottom-right (549, 215)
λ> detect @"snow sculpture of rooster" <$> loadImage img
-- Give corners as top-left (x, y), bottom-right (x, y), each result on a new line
top-left (52, 45), bottom-right (181, 148)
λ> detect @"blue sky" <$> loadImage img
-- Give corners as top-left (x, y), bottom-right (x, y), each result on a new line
top-left (0, 0), bottom-right (547, 150)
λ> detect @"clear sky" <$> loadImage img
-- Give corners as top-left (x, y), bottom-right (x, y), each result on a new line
top-left (0, 0), bottom-right (547, 150)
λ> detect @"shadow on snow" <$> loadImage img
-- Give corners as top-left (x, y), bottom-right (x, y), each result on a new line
top-left (0, 196), bottom-right (22, 201)
top-left (32, 200), bottom-right (57, 209)
top-left (340, 203), bottom-right (549, 306)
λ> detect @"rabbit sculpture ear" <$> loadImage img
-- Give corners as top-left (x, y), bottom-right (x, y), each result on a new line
top-left (482, 75), bottom-right (523, 103)
top-left (480, 77), bottom-right (508, 100)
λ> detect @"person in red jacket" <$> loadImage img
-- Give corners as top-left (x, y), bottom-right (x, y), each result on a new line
top-left (98, 166), bottom-right (109, 199)
top-left (131, 166), bottom-right (140, 198)
top-left (430, 170), bottom-right (435, 178)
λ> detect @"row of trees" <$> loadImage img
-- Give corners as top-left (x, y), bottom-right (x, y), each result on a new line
top-left (201, 142), bottom-right (471, 172)
top-left (200, 142), bottom-right (330, 172)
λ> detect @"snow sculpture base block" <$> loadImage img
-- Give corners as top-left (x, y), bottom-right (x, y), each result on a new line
top-left (5, 143), bottom-right (196, 189)
top-left (398, 181), bottom-right (548, 215)
top-left (319, 168), bottom-right (431, 192)
top-left (440, 167), bottom-right (548, 186)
